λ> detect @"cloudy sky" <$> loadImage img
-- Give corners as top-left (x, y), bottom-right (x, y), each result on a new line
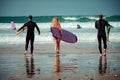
top-left (0, 0), bottom-right (120, 16)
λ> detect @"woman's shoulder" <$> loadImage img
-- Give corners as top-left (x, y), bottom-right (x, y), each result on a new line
top-left (51, 24), bottom-right (57, 27)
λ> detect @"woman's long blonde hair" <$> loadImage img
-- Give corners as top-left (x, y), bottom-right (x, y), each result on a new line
top-left (52, 17), bottom-right (62, 31)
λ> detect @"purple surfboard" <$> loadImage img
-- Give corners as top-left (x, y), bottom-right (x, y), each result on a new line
top-left (51, 27), bottom-right (77, 43)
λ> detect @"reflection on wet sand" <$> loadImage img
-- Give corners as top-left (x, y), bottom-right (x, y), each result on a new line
top-left (54, 54), bottom-right (60, 74)
top-left (99, 55), bottom-right (107, 75)
top-left (54, 54), bottom-right (78, 78)
top-left (24, 57), bottom-right (35, 78)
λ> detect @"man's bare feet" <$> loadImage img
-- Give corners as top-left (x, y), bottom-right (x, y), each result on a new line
top-left (100, 53), bottom-right (102, 57)
top-left (30, 53), bottom-right (33, 58)
top-left (24, 51), bottom-right (27, 57)
top-left (103, 49), bottom-right (106, 56)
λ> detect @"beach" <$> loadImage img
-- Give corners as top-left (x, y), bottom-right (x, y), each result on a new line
top-left (0, 0), bottom-right (120, 79)
top-left (0, 16), bottom-right (120, 80)
top-left (0, 42), bottom-right (120, 80)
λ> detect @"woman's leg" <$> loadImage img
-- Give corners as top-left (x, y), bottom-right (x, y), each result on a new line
top-left (53, 37), bottom-right (61, 53)
top-left (53, 37), bottom-right (58, 53)
top-left (57, 39), bottom-right (61, 53)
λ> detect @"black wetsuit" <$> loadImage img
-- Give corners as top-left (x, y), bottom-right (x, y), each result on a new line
top-left (95, 19), bottom-right (109, 53)
top-left (22, 21), bottom-right (40, 53)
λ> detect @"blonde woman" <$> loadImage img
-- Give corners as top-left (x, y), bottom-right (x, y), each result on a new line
top-left (51, 17), bottom-right (62, 53)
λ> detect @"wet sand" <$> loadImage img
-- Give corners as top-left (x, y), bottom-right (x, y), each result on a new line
top-left (0, 42), bottom-right (120, 80)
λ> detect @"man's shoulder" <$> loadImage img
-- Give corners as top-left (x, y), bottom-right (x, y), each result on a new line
top-left (29, 21), bottom-right (37, 25)
top-left (32, 21), bottom-right (37, 25)
top-left (32, 21), bottom-right (36, 23)
top-left (95, 20), bottom-right (99, 24)
top-left (101, 19), bottom-right (108, 22)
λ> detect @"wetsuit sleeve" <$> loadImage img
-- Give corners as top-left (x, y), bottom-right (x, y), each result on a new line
top-left (106, 21), bottom-right (110, 31)
top-left (106, 21), bottom-right (109, 26)
top-left (35, 23), bottom-right (40, 34)
top-left (19, 23), bottom-right (27, 31)
top-left (95, 21), bottom-right (98, 29)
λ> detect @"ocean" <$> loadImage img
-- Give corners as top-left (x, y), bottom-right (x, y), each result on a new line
top-left (0, 15), bottom-right (120, 46)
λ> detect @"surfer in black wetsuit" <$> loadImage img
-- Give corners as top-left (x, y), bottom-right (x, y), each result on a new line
top-left (22, 15), bottom-right (40, 57)
top-left (95, 14), bottom-right (110, 56)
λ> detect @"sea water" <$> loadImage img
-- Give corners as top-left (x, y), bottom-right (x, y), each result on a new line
top-left (0, 15), bottom-right (120, 46)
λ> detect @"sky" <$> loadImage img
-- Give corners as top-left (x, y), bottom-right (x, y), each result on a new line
top-left (0, 0), bottom-right (120, 16)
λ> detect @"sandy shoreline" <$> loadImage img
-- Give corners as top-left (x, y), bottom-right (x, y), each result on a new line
top-left (0, 42), bottom-right (120, 80)
top-left (8, 73), bottom-right (120, 80)
top-left (0, 42), bottom-right (120, 54)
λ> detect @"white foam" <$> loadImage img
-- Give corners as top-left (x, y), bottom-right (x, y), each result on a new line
top-left (0, 22), bottom-right (120, 45)
top-left (63, 17), bottom-right (79, 21)
top-left (109, 22), bottom-right (120, 28)
top-left (87, 16), bottom-right (99, 20)
top-left (61, 22), bottom-right (95, 29)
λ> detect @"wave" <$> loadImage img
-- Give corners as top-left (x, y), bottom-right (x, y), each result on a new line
top-left (63, 17), bottom-right (79, 21)
top-left (0, 21), bottom-right (120, 44)
top-left (1, 21), bottom-right (120, 32)
top-left (87, 16), bottom-right (99, 20)
top-left (0, 15), bottom-right (120, 23)
top-left (0, 33), bottom-right (53, 44)
top-left (0, 28), bottom-right (120, 44)
top-left (105, 15), bottom-right (120, 21)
